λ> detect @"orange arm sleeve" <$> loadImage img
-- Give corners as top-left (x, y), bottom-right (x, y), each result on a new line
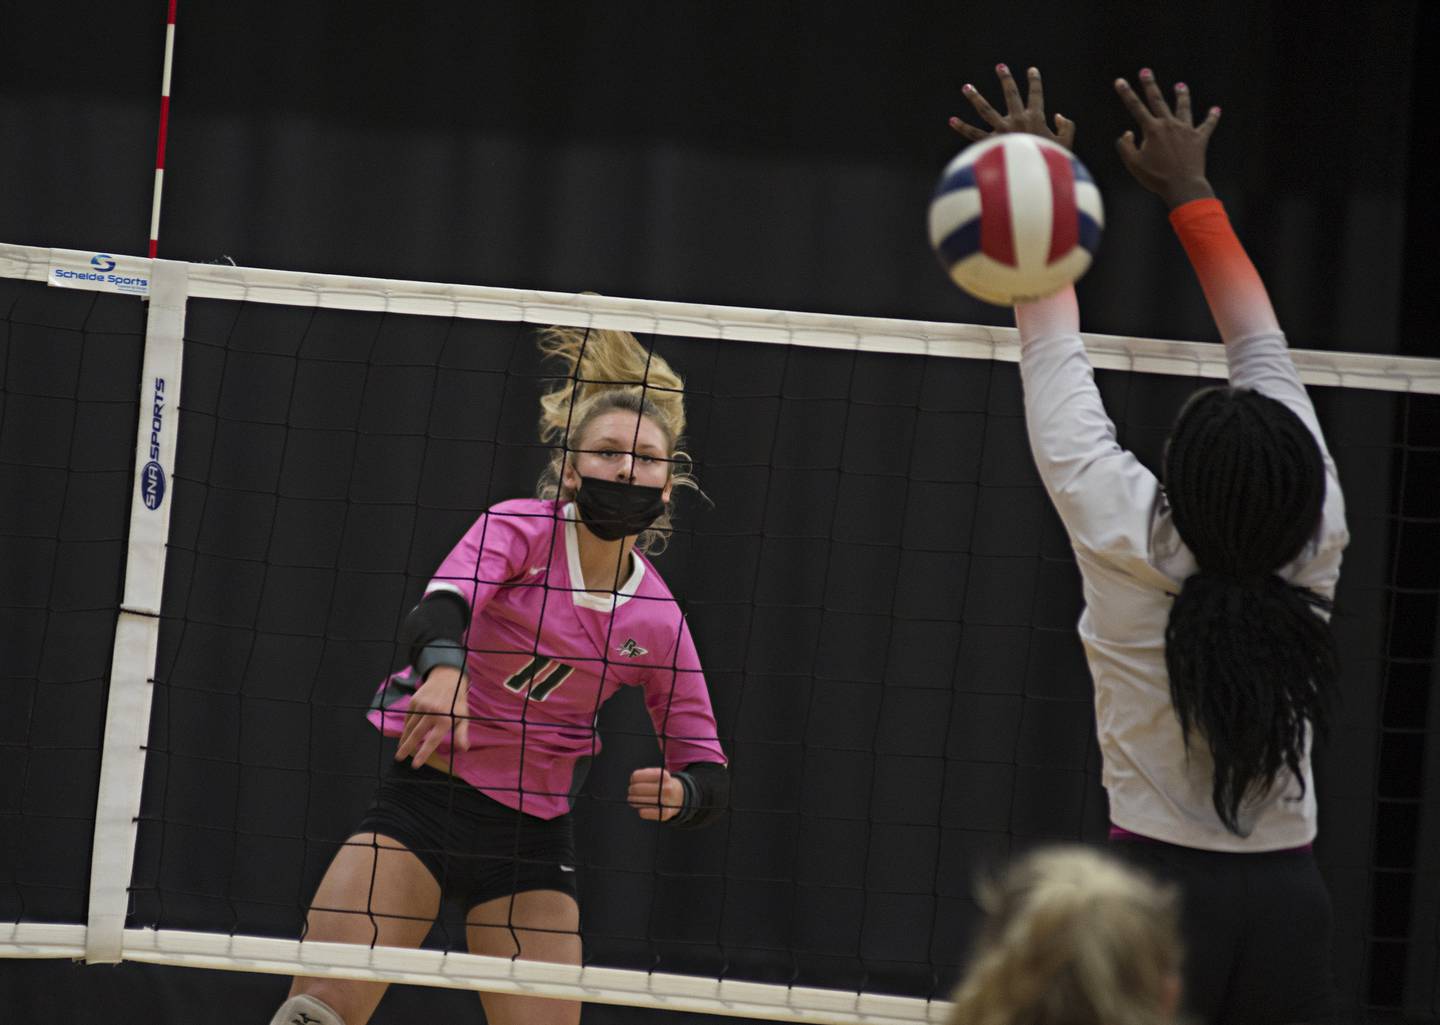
top-left (1169, 198), bottom-right (1281, 343)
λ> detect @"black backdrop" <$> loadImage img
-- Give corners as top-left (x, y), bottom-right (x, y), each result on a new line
top-left (1, 2), bottom-right (1437, 1023)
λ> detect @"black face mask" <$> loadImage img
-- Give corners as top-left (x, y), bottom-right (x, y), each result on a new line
top-left (574, 476), bottom-right (665, 541)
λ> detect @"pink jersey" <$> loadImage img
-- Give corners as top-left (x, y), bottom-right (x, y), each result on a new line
top-left (367, 497), bottom-right (726, 819)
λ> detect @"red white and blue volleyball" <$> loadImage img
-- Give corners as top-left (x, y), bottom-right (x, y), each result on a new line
top-left (928, 134), bottom-right (1103, 306)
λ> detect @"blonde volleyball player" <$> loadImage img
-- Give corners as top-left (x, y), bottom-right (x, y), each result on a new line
top-left (950, 66), bottom-right (1345, 1024)
top-left (269, 327), bottom-right (728, 1025)
top-left (945, 846), bottom-right (1185, 1025)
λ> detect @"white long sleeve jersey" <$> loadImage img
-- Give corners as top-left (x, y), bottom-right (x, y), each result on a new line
top-left (1017, 289), bottom-right (1348, 851)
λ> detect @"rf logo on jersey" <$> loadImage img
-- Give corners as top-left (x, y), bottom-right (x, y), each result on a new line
top-left (616, 639), bottom-right (647, 658)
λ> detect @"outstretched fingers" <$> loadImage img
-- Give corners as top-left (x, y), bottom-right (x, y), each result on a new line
top-left (1111, 68), bottom-right (1220, 206)
top-left (1198, 103), bottom-right (1222, 139)
top-left (1173, 81), bottom-right (1192, 123)
top-left (962, 81), bottom-right (1006, 129)
top-left (996, 63), bottom-right (1025, 115)
top-left (1160, 75), bottom-right (1222, 138)
top-left (948, 64), bottom-right (1072, 150)
top-left (1114, 129), bottom-right (1142, 175)
top-left (948, 114), bottom-right (990, 142)
top-left (1023, 66), bottom-right (1045, 114)
top-left (1137, 67), bottom-right (1172, 118)
top-left (1052, 112), bottom-right (1076, 149)
top-left (1114, 76), bottom-right (1155, 127)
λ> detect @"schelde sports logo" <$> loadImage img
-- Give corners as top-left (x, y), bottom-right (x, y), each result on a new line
top-left (142, 377), bottom-right (167, 510)
top-left (48, 252), bottom-right (150, 295)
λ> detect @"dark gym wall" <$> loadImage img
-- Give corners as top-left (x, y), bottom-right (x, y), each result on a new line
top-left (0, 4), bottom-right (1422, 348)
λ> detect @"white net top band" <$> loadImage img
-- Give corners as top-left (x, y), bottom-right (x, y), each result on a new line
top-left (4, 241), bottom-right (1437, 395)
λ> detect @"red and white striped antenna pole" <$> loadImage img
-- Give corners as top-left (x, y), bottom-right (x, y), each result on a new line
top-left (147, 0), bottom-right (178, 259)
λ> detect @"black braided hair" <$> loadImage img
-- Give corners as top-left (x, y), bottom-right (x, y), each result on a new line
top-left (1162, 386), bottom-right (1337, 835)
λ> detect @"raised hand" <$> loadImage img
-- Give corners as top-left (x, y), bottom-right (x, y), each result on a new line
top-left (949, 64), bottom-right (1075, 150)
top-left (627, 766), bottom-right (685, 822)
top-left (394, 666), bottom-right (471, 769)
top-left (1114, 68), bottom-right (1219, 209)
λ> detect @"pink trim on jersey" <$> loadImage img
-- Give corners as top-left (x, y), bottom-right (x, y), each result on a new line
top-left (367, 498), bottom-right (725, 820)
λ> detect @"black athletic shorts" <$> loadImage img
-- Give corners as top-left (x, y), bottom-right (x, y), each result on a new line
top-left (1110, 836), bottom-right (1337, 1025)
top-left (355, 759), bottom-right (578, 910)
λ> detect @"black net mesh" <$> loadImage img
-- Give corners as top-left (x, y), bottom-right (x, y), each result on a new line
top-left (1, 276), bottom-right (1436, 1020)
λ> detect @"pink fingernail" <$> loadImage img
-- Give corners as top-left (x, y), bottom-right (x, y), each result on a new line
top-left (1140, 68), bottom-right (1153, 80)
top-left (962, 83), bottom-right (974, 94)
top-left (997, 63), bottom-right (1009, 74)
top-left (1176, 82), bottom-right (1188, 91)
top-left (1211, 105), bottom-right (1221, 115)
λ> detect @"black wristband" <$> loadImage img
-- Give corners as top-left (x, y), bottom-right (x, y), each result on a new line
top-left (668, 761), bottom-right (729, 829)
top-left (414, 638), bottom-right (466, 681)
top-left (671, 771), bottom-right (699, 821)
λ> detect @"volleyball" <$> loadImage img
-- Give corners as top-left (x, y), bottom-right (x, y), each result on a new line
top-left (928, 134), bottom-right (1104, 305)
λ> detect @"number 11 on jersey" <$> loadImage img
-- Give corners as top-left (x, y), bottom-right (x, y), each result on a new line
top-left (503, 656), bottom-right (574, 701)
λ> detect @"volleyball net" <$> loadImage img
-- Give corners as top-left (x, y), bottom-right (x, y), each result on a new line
top-left (2, 241), bottom-right (1437, 1022)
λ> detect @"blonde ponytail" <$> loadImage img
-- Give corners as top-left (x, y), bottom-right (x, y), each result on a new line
top-left (534, 326), bottom-right (697, 553)
top-left (946, 847), bottom-right (1182, 1025)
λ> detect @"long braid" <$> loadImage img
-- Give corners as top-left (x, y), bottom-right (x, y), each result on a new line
top-left (1163, 387), bottom-right (1336, 835)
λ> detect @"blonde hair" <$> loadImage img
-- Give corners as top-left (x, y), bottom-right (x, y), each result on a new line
top-left (535, 325), bottom-right (697, 554)
top-left (946, 847), bottom-right (1183, 1025)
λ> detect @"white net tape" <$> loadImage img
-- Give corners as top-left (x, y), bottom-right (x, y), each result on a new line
top-left (5, 243), bottom-right (1439, 394)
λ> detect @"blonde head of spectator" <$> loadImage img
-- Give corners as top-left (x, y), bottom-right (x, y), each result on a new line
top-left (947, 846), bottom-right (1184, 1025)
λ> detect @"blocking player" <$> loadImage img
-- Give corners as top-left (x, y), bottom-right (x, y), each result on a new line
top-left (950, 65), bottom-right (1346, 1024)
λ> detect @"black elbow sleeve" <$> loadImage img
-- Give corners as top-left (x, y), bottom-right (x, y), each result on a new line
top-left (671, 761), bottom-right (730, 829)
top-left (399, 590), bottom-right (470, 680)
